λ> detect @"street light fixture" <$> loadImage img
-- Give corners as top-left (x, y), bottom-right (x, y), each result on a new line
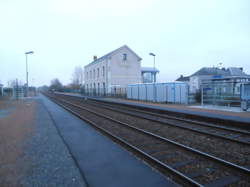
top-left (149, 52), bottom-right (156, 83)
top-left (149, 52), bottom-right (156, 102)
top-left (25, 51), bottom-right (34, 97)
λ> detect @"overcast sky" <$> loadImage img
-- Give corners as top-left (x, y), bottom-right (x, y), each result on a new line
top-left (0, 0), bottom-right (249, 86)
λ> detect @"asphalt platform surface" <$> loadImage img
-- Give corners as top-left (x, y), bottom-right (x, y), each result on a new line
top-left (41, 94), bottom-right (176, 187)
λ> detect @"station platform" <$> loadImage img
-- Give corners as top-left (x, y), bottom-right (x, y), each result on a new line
top-left (55, 92), bottom-right (250, 125)
top-left (41, 95), bottom-right (176, 187)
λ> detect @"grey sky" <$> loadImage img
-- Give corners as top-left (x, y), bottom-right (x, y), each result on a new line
top-left (0, 0), bottom-right (249, 86)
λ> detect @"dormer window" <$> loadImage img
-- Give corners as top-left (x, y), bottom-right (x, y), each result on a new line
top-left (123, 53), bottom-right (127, 61)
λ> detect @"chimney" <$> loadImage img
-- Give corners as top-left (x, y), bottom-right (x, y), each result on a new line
top-left (93, 56), bottom-right (97, 61)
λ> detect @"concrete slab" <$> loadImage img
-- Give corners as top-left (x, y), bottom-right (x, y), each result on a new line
top-left (40, 95), bottom-right (176, 187)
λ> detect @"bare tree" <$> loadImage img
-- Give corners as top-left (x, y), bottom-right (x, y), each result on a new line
top-left (38, 85), bottom-right (49, 92)
top-left (50, 78), bottom-right (63, 91)
top-left (71, 66), bottom-right (84, 89)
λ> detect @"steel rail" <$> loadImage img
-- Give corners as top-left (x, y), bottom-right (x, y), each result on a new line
top-left (88, 99), bottom-right (250, 136)
top-left (77, 99), bottom-right (250, 146)
top-left (50, 95), bottom-right (250, 177)
top-left (55, 94), bottom-right (250, 136)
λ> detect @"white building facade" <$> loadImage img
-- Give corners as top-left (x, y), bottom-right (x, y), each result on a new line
top-left (84, 45), bottom-right (142, 95)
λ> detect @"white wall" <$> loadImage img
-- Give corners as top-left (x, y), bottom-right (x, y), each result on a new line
top-left (84, 59), bottom-right (108, 93)
top-left (110, 47), bottom-right (141, 87)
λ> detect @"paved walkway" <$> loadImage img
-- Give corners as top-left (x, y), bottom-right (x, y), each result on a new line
top-left (41, 95), bottom-right (176, 187)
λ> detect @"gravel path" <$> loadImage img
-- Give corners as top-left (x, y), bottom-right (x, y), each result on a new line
top-left (0, 97), bottom-right (86, 187)
top-left (21, 98), bottom-right (86, 187)
top-left (0, 99), bottom-right (34, 186)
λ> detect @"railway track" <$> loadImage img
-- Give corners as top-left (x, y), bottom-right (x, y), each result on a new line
top-left (84, 99), bottom-right (250, 145)
top-left (46, 93), bottom-right (250, 186)
top-left (54, 94), bottom-right (250, 167)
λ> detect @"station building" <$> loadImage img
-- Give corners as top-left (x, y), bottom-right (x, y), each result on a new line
top-left (84, 45), bottom-right (142, 95)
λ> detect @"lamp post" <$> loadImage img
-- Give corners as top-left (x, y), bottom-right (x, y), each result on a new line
top-left (149, 52), bottom-right (156, 102)
top-left (149, 52), bottom-right (156, 82)
top-left (25, 51), bottom-right (34, 97)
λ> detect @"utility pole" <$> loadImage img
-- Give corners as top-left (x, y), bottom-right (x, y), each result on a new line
top-left (25, 51), bottom-right (34, 97)
top-left (149, 52), bottom-right (156, 101)
top-left (16, 78), bottom-right (18, 100)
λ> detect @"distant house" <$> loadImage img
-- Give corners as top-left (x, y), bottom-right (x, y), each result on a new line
top-left (202, 76), bottom-right (250, 96)
top-left (188, 67), bottom-right (248, 93)
top-left (84, 45), bottom-right (142, 95)
top-left (141, 67), bottom-right (159, 83)
top-left (176, 75), bottom-right (190, 82)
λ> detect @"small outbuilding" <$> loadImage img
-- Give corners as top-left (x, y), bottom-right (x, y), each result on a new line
top-left (127, 82), bottom-right (188, 104)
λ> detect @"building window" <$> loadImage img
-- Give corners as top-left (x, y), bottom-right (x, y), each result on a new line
top-left (97, 68), bottom-right (100, 78)
top-left (123, 53), bottom-right (127, 61)
top-left (90, 71), bottom-right (92, 79)
top-left (142, 72), bottom-right (153, 83)
top-left (93, 69), bottom-right (95, 79)
top-left (102, 66), bottom-right (105, 76)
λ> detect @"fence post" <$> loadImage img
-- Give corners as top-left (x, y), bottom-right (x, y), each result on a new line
top-left (138, 85), bottom-right (139, 100)
top-left (201, 85), bottom-right (204, 106)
